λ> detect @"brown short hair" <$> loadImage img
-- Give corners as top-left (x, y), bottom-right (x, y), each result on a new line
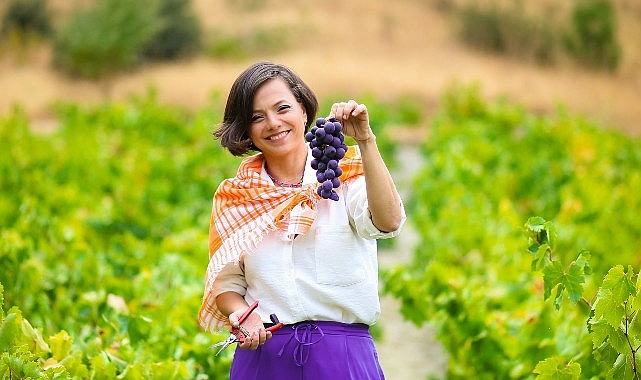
top-left (214, 61), bottom-right (318, 156)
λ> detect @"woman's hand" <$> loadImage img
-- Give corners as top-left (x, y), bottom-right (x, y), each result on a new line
top-left (329, 100), bottom-right (375, 143)
top-left (229, 305), bottom-right (272, 350)
top-left (328, 100), bottom-right (404, 233)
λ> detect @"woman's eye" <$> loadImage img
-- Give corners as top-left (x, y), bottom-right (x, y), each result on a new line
top-left (278, 105), bottom-right (291, 112)
top-left (251, 115), bottom-right (263, 122)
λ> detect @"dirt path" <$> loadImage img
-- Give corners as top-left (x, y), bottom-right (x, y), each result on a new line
top-left (376, 144), bottom-right (448, 379)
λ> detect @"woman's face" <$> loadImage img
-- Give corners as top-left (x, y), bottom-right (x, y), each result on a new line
top-left (248, 77), bottom-right (307, 160)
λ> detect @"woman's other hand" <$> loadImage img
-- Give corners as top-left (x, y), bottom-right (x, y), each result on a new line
top-left (229, 306), bottom-right (272, 350)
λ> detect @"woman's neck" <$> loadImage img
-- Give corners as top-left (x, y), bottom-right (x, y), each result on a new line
top-left (263, 147), bottom-right (308, 186)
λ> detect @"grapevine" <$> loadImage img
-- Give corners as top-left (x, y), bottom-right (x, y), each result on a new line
top-left (305, 117), bottom-right (348, 201)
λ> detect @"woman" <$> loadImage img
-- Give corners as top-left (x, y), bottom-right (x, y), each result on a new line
top-left (199, 61), bottom-right (405, 379)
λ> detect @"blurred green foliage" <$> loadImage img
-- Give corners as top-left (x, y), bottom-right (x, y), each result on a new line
top-left (455, 2), bottom-right (559, 64)
top-left (383, 84), bottom-right (641, 378)
top-left (206, 25), bottom-right (291, 61)
top-left (52, 0), bottom-right (159, 81)
top-left (451, 0), bottom-right (622, 70)
top-left (565, 0), bottom-right (621, 71)
top-left (1, 0), bottom-right (52, 39)
top-left (1, 91), bottom-right (238, 378)
top-left (141, 0), bottom-right (203, 61)
top-left (52, 0), bottom-right (202, 81)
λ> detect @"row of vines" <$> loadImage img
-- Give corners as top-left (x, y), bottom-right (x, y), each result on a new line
top-left (2, 84), bottom-right (641, 378)
top-left (383, 85), bottom-right (641, 379)
top-left (1, 90), bottom-right (238, 379)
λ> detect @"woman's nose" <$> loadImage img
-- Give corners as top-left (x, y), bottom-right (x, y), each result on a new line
top-left (265, 113), bottom-right (280, 129)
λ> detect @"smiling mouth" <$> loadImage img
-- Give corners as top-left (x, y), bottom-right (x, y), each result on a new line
top-left (267, 130), bottom-right (290, 141)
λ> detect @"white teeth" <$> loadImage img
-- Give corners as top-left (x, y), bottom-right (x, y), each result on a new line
top-left (268, 131), bottom-right (288, 140)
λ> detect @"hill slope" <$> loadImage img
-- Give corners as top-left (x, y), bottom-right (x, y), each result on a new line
top-left (1, 0), bottom-right (640, 136)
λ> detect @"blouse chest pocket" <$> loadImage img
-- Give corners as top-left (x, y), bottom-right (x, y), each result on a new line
top-left (314, 225), bottom-right (368, 286)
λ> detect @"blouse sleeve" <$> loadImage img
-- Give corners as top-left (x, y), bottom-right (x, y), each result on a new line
top-left (212, 259), bottom-right (248, 299)
top-left (344, 176), bottom-right (406, 240)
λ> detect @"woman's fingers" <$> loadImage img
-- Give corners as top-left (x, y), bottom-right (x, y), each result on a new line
top-left (351, 103), bottom-right (367, 118)
top-left (328, 100), bottom-right (371, 141)
top-left (329, 100), bottom-right (368, 124)
top-left (330, 100), bottom-right (360, 120)
top-left (238, 325), bottom-right (270, 350)
top-left (228, 313), bottom-right (240, 328)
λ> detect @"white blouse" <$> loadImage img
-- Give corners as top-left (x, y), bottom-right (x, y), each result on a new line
top-left (212, 152), bottom-right (406, 326)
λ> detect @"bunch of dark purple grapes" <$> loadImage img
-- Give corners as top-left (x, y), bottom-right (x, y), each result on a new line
top-left (305, 117), bottom-right (348, 201)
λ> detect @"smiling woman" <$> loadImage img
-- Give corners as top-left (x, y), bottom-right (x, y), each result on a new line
top-left (246, 77), bottom-right (309, 182)
top-left (199, 61), bottom-right (406, 380)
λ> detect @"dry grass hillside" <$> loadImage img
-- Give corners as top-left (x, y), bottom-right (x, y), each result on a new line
top-left (1, 0), bottom-right (640, 137)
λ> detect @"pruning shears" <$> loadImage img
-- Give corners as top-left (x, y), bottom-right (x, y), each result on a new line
top-left (210, 300), bottom-right (284, 356)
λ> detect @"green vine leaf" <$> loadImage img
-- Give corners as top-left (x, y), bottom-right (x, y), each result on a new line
top-left (532, 243), bottom-right (552, 272)
top-left (0, 283), bottom-right (4, 321)
top-left (609, 353), bottom-right (634, 379)
top-left (607, 325), bottom-right (629, 355)
top-left (20, 317), bottom-right (50, 355)
top-left (589, 319), bottom-right (617, 350)
top-left (0, 308), bottom-right (20, 352)
top-left (49, 330), bottom-right (73, 361)
top-left (533, 356), bottom-right (581, 379)
top-left (542, 251), bottom-right (590, 309)
top-left (593, 265), bottom-right (637, 329)
top-left (88, 352), bottom-right (118, 379)
top-left (632, 272), bottom-right (641, 312)
top-left (628, 311), bottom-right (641, 338)
top-left (525, 217), bottom-right (557, 271)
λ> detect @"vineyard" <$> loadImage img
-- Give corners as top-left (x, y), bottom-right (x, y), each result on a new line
top-left (2, 1), bottom-right (641, 377)
top-left (2, 83), bottom-right (641, 379)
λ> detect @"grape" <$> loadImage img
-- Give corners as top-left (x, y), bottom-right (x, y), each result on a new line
top-left (307, 117), bottom-right (346, 201)
top-left (323, 169), bottom-right (335, 180)
top-left (323, 122), bottom-right (335, 134)
top-left (305, 132), bottom-right (314, 142)
top-left (324, 145), bottom-right (336, 158)
top-left (314, 128), bottom-right (326, 139)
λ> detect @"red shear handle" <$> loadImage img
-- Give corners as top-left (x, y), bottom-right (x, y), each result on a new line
top-left (237, 300), bottom-right (259, 325)
top-left (266, 313), bottom-right (284, 333)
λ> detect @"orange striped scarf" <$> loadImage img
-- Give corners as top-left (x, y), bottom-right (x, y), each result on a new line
top-left (199, 146), bottom-right (364, 332)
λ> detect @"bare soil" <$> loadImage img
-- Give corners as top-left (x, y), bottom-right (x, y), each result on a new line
top-left (2, 1), bottom-right (641, 378)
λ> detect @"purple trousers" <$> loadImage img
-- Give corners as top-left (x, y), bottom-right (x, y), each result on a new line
top-left (229, 321), bottom-right (385, 380)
